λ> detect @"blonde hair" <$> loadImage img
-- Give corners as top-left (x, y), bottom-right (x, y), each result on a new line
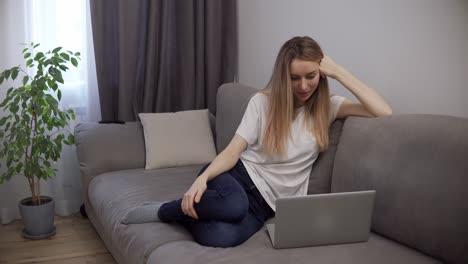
top-left (261, 36), bottom-right (331, 158)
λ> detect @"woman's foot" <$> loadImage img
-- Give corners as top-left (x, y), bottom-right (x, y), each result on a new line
top-left (121, 201), bottom-right (166, 225)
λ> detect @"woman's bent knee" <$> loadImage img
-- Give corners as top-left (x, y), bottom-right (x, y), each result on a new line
top-left (222, 191), bottom-right (249, 222)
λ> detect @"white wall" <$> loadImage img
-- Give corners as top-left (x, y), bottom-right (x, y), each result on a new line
top-left (238, 0), bottom-right (468, 118)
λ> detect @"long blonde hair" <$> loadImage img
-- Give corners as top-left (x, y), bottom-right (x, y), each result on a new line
top-left (261, 36), bottom-right (331, 158)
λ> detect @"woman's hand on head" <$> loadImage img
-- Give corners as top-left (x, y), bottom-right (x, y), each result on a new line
top-left (319, 55), bottom-right (345, 80)
top-left (182, 176), bottom-right (207, 219)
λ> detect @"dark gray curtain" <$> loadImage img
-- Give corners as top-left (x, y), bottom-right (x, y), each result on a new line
top-left (90, 0), bottom-right (237, 121)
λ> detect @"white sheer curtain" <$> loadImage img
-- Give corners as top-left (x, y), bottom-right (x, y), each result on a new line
top-left (0, 0), bottom-right (100, 224)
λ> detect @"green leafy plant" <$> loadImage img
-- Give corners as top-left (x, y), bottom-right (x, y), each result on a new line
top-left (0, 43), bottom-right (80, 205)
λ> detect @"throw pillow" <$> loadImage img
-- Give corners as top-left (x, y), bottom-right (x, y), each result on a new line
top-left (139, 109), bottom-right (217, 170)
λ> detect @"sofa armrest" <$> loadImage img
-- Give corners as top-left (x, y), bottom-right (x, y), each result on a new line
top-left (332, 114), bottom-right (468, 264)
top-left (74, 122), bottom-right (146, 185)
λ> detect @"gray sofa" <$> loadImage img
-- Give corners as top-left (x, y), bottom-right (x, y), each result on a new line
top-left (74, 83), bottom-right (468, 264)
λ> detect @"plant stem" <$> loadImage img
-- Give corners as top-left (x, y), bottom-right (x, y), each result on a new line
top-left (31, 174), bottom-right (36, 204)
top-left (26, 175), bottom-right (33, 200)
top-left (19, 68), bottom-right (33, 82)
top-left (33, 108), bottom-right (40, 204)
top-left (25, 104), bottom-right (38, 204)
top-left (37, 179), bottom-right (41, 205)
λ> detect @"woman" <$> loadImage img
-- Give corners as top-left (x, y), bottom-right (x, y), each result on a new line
top-left (121, 36), bottom-right (392, 247)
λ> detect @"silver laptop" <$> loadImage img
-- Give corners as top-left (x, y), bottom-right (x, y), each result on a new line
top-left (267, 190), bottom-right (376, 249)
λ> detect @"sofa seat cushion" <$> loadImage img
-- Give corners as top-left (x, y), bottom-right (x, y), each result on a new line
top-left (88, 165), bottom-right (204, 264)
top-left (147, 226), bottom-right (441, 264)
top-left (87, 164), bottom-right (441, 264)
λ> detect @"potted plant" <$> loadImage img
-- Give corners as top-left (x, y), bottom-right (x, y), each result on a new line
top-left (0, 43), bottom-right (80, 239)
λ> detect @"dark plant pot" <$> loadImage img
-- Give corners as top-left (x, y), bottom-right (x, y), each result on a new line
top-left (18, 196), bottom-right (56, 240)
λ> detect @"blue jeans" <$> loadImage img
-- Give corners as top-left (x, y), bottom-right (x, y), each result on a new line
top-left (158, 160), bottom-right (275, 247)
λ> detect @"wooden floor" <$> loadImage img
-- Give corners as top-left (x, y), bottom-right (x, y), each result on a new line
top-left (0, 213), bottom-right (116, 264)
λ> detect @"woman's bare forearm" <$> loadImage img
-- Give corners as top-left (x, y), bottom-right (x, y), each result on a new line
top-left (336, 69), bottom-right (392, 117)
top-left (198, 150), bottom-right (239, 182)
top-left (197, 134), bottom-right (248, 182)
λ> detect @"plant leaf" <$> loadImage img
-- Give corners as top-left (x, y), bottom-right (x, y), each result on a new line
top-left (34, 52), bottom-right (45, 61)
top-left (70, 57), bottom-right (78, 67)
top-left (22, 76), bottom-right (29, 85)
top-left (6, 87), bottom-right (13, 96)
top-left (0, 97), bottom-right (9, 107)
top-left (9, 104), bottom-right (19, 114)
top-left (11, 68), bottom-right (19, 80)
top-left (0, 116), bottom-right (8, 126)
top-left (52, 47), bottom-right (62, 53)
top-left (24, 52), bottom-right (31, 59)
top-left (67, 134), bottom-right (75, 145)
top-left (55, 71), bottom-right (64, 84)
top-left (47, 79), bottom-right (58, 90)
top-left (59, 65), bottom-right (69, 71)
top-left (57, 89), bottom-right (62, 101)
top-left (4, 70), bottom-right (11, 79)
top-left (15, 163), bottom-right (23, 174)
top-left (60, 53), bottom-right (70, 60)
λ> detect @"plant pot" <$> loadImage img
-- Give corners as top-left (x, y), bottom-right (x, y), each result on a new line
top-left (18, 196), bottom-right (56, 240)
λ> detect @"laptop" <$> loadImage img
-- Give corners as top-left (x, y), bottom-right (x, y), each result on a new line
top-left (266, 190), bottom-right (376, 249)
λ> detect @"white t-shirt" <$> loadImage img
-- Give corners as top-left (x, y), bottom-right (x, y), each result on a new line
top-left (235, 93), bottom-right (346, 211)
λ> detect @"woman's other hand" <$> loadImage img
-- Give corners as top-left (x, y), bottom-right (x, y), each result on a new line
top-left (182, 176), bottom-right (207, 219)
top-left (319, 55), bottom-right (346, 80)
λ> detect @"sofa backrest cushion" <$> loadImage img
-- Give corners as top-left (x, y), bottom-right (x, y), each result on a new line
top-left (332, 114), bottom-right (468, 264)
top-left (308, 119), bottom-right (345, 194)
top-left (215, 83), bottom-right (257, 153)
top-left (74, 122), bottom-right (146, 181)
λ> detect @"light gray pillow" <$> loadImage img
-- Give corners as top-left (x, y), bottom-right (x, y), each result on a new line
top-left (139, 109), bottom-right (217, 170)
